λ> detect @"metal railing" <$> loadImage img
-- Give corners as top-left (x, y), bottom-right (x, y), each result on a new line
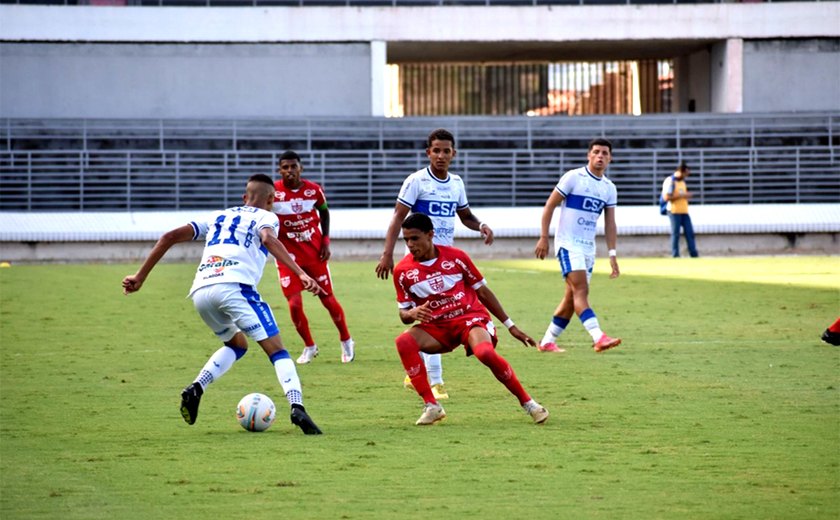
top-left (2, 146), bottom-right (837, 211)
top-left (4, 113), bottom-right (837, 153)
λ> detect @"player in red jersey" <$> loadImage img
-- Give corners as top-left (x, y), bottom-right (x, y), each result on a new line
top-left (272, 151), bottom-right (355, 364)
top-left (392, 213), bottom-right (549, 426)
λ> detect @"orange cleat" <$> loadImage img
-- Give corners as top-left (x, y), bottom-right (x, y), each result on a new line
top-left (538, 342), bottom-right (566, 353)
top-left (593, 334), bottom-right (622, 353)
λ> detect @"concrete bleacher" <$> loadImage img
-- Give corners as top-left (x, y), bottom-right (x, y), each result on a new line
top-left (1, 203), bottom-right (837, 263)
top-left (5, 113), bottom-right (837, 152)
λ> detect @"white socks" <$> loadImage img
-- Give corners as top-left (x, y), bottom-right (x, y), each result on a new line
top-left (423, 352), bottom-right (444, 385)
top-left (272, 357), bottom-right (303, 406)
top-left (194, 346), bottom-right (238, 390)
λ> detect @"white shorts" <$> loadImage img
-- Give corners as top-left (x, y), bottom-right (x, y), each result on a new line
top-left (557, 248), bottom-right (595, 284)
top-left (191, 283), bottom-right (279, 342)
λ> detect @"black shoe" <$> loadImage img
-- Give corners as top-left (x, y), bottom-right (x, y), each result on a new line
top-left (180, 383), bottom-right (204, 425)
top-left (290, 404), bottom-right (323, 435)
top-left (821, 329), bottom-right (840, 346)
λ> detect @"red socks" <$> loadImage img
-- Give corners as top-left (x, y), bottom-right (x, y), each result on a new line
top-left (471, 341), bottom-right (531, 405)
top-left (320, 294), bottom-right (351, 342)
top-left (287, 293), bottom-right (315, 346)
top-left (395, 333), bottom-right (435, 404)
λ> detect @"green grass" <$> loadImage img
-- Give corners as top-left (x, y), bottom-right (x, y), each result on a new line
top-left (1, 257), bottom-right (838, 519)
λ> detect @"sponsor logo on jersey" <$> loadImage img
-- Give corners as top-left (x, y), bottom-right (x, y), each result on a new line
top-left (441, 260), bottom-right (455, 270)
top-left (406, 269), bottom-right (420, 282)
top-left (304, 189), bottom-right (316, 197)
top-left (276, 191), bottom-right (286, 201)
top-left (581, 197), bottom-right (605, 212)
top-left (427, 201), bottom-right (457, 217)
top-left (198, 255), bottom-right (240, 275)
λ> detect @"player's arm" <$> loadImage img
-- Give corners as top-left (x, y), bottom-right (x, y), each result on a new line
top-left (456, 207), bottom-right (494, 245)
top-left (316, 202), bottom-right (331, 262)
top-left (375, 202), bottom-right (410, 280)
top-left (122, 224), bottom-right (194, 294)
top-left (260, 227), bottom-right (324, 295)
top-left (535, 189), bottom-right (564, 260)
top-left (475, 284), bottom-right (537, 347)
top-left (399, 301), bottom-right (433, 325)
top-left (603, 206), bottom-right (620, 279)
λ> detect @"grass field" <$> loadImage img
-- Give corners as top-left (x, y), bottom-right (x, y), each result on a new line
top-left (1, 257), bottom-right (838, 519)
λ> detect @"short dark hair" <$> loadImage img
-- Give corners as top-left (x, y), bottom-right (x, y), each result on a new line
top-left (677, 160), bottom-right (689, 172)
top-left (279, 150), bottom-right (301, 163)
top-left (427, 128), bottom-right (455, 149)
top-left (248, 173), bottom-right (274, 187)
top-left (402, 213), bottom-right (434, 233)
top-left (588, 138), bottom-right (613, 152)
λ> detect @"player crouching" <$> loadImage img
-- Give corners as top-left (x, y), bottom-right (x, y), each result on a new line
top-left (391, 213), bottom-right (549, 426)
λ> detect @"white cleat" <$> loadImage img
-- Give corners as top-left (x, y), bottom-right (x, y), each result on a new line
top-left (340, 339), bottom-right (355, 363)
top-left (296, 346), bottom-right (319, 365)
top-left (415, 403), bottom-right (446, 426)
top-left (523, 400), bottom-right (549, 424)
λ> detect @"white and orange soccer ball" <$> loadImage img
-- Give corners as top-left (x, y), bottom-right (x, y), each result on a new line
top-left (236, 393), bottom-right (276, 432)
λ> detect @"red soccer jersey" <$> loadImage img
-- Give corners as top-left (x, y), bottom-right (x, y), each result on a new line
top-left (393, 245), bottom-right (489, 323)
top-left (272, 179), bottom-right (326, 263)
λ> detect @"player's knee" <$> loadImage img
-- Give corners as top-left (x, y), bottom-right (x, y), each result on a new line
top-left (471, 342), bottom-right (496, 363)
top-left (395, 333), bottom-right (420, 356)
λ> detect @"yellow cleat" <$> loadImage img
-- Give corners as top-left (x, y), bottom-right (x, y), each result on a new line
top-left (431, 383), bottom-right (449, 400)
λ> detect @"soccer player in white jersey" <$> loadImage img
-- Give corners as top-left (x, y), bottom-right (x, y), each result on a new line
top-left (375, 128), bottom-right (495, 400)
top-left (534, 138), bottom-right (622, 354)
top-left (122, 174), bottom-right (325, 434)
top-left (392, 213), bottom-right (548, 426)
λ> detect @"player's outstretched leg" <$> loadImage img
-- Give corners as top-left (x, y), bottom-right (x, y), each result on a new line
top-left (472, 341), bottom-right (548, 424)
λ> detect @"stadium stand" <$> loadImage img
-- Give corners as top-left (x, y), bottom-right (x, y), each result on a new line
top-left (2, 113), bottom-right (838, 211)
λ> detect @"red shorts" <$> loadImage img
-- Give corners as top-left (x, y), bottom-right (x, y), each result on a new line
top-left (414, 312), bottom-right (498, 356)
top-left (276, 259), bottom-right (333, 298)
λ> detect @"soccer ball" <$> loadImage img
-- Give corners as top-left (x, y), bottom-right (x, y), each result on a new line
top-left (236, 393), bottom-right (276, 432)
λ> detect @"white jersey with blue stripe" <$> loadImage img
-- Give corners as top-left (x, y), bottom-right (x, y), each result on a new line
top-left (187, 205), bottom-right (281, 297)
top-left (553, 166), bottom-right (618, 257)
top-left (397, 167), bottom-right (469, 246)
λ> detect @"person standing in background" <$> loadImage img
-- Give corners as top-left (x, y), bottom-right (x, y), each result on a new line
top-left (662, 161), bottom-right (699, 258)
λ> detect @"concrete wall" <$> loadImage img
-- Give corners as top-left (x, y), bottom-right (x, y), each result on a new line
top-left (674, 49), bottom-right (711, 113)
top-left (0, 43), bottom-right (374, 118)
top-left (742, 39), bottom-right (840, 113)
top-left (1, 4), bottom-right (839, 118)
top-left (710, 39), bottom-right (744, 114)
